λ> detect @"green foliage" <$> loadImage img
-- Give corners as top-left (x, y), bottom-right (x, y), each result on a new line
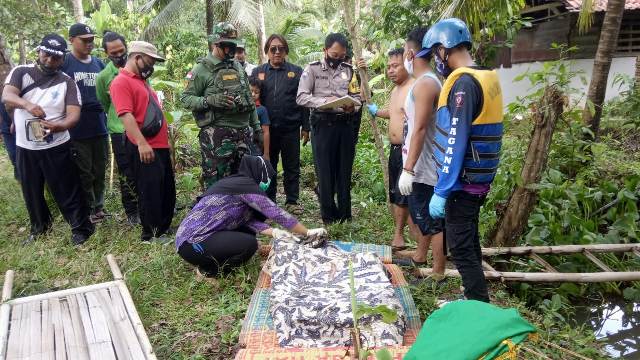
top-left (88, 0), bottom-right (153, 41)
top-left (604, 74), bottom-right (640, 131)
top-left (0, 0), bottom-right (70, 60)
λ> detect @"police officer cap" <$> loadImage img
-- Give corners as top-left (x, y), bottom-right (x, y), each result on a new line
top-left (423, 18), bottom-right (472, 50)
top-left (208, 22), bottom-right (239, 45)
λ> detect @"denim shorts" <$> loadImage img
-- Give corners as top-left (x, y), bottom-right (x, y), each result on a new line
top-left (408, 182), bottom-right (444, 236)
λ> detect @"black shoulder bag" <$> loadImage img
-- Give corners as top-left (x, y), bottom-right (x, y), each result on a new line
top-left (140, 85), bottom-right (164, 137)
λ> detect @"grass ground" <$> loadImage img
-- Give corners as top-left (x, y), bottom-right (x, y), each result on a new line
top-left (0, 146), bottom-right (606, 359)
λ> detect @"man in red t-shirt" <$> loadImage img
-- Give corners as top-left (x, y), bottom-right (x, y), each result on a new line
top-left (110, 41), bottom-right (175, 242)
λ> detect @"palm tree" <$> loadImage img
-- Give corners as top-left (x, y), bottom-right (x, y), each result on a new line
top-left (72, 0), bottom-right (84, 21)
top-left (581, 0), bottom-right (626, 139)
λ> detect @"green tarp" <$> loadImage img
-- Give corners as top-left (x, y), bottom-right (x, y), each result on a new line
top-left (405, 300), bottom-right (536, 360)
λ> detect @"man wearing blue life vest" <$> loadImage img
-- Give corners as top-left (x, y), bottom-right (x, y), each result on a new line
top-left (425, 19), bottom-right (503, 302)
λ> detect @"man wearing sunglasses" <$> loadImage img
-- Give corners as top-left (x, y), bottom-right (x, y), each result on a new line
top-left (181, 22), bottom-right (262, 189)
top-left (2, 34), bottom-right (94, 246)
top-left (61, 23), bottom-right (109, 224)
top-left (249, 34), bottom-right (309, 215)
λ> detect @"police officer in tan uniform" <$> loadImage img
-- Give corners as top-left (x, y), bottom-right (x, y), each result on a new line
top-left (296, 33), bottom-right (361, 224)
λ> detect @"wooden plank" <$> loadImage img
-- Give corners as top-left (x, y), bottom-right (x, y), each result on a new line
top-left (0, 270), bottom-right (14, 359)
top-left (85, 291), bottom-right (117, 360)
top-left (106, 255), bottom-right (123, 281)
top-left (60, 298), bottom-right (79, 359)
top-left (6, 282), bottom-right (117, 306)
top-left (5, 304), bottom-right (22, 360)
top-left (529, 253), bottom-right (558, 273)
top-left (583, 250), bottom-right (613, 272)
top-left (49, 298), bottom-right (67, 360)
top-left (74, 293), bottom-right (100, 360)
top-left (18, 301), bottom-right (32, 359)
top-left (417, 268), bottom-right (640, 282)
top-left (113, 280), bottom-right (157, 359)
top-left (29, 300), bottom-right (42, 359)
top-left (96, 289), bottom-right (131, 360)
top-left (108, 286), bottom-right (145, 359)
top-left (481, 261), bottom-right (497, 272)
top-left (40, 299), bottom-right (54, 360)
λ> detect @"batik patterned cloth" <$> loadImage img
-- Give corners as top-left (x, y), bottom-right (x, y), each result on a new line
top-left (269, 239), bottom-right (406, 348)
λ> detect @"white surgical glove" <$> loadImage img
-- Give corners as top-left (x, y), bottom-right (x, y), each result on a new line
top-left (306, 228), bottom-right (328, 237)
top-left (398, 169), bottom-right (415, 196)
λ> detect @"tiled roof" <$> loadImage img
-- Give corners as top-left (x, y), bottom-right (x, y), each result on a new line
top-left (562, 0), bottom-right (640, 12)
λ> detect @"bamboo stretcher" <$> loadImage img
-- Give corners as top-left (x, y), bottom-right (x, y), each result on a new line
top-left (395, 243), bottom-right (640, 283)
top-left (0, 255), bottom-right (156, 360)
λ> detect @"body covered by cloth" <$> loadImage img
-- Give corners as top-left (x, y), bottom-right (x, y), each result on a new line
top-left (269, 239), bottom-right (406, 348)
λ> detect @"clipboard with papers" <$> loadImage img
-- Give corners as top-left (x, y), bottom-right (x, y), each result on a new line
top-left (317, 95), bottom-right (361, 110)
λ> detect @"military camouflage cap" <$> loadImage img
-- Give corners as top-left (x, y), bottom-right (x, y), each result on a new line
top-left (208, 22), bottom-right (239, 45)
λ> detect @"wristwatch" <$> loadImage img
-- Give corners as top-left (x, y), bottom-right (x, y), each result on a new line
top-left (203, 97), bottom-right (209, 108)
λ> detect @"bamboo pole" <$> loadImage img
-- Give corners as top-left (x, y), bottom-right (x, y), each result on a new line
top-left (7, 281), bottom-right (118, 306)
top-left (396, 243), bottom-right (640, 258)
top-left (529, 253), bottom-right (558, 273)
top-left (417, 268), bottom-right (640, 282)
top-left (105, 254), bottom-right (157, 360)
top-left (0, 270), bottom-right (14, 359)
top-left (341, 0), bottom-right (391, 209)
top-left (582, 250), bottom-right (613, 272)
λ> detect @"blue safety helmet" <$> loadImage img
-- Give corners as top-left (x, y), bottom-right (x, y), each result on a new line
top-left (423, 18), bottom-right (472, 50)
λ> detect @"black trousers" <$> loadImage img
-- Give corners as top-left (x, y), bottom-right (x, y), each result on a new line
top-left (446, 190), bottom-right (489, 302)
top-left (126, 139), bottom-right (176, 240)
top-left (266, 127), bottom-right (301, 204)
top-left (16, 143), bottom-right (94, 236)
top-left (177, 229), bottom-right (258, 276)
top-left (110, 133), bottom-right (138, 217)
top-left (311, 113), bottom-right (356, 224)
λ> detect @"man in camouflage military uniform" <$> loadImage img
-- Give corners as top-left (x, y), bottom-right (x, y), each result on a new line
top-left (181, 23), bottom-right (262, 188)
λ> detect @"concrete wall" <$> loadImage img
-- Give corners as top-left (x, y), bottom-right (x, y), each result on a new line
top-left (497, 57), bottom-right (637, 107)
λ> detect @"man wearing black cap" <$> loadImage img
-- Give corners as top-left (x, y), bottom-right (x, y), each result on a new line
top-left (1, 34), bottom-right (95, 246)
top-left (61, 23), bottom-right (109, 224)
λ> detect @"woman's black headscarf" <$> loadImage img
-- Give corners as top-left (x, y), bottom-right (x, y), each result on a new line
top-left (202, 155), bottom-right (276, 197)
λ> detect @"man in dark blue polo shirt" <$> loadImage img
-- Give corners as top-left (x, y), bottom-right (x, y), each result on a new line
top-left (250, 34), bottom-right (309, 215)
top-left (61, 23), bottom-right (108, 223)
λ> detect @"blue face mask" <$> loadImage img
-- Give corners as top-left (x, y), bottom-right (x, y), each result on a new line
top-left (434, 51), bottom-right (452, 78)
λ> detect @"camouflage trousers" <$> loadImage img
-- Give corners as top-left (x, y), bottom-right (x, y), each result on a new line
top-left (199, 125), bottom-right (253, 189)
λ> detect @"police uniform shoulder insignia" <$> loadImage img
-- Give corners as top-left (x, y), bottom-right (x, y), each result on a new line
top-left (287, 71), bottom-right (295, 78)
top-left (341, 62), bottom-right (353, 68)
top-left (340, 72), bottom-right (348, 80)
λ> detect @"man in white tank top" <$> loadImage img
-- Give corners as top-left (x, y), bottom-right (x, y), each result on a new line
top-left (396, 27), bottom-right (445, 280)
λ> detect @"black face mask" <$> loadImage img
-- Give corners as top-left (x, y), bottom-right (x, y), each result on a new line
top-left (135, 56), bottom-right (154, 80)
top-left (37, 59), bottom-right (60, 76)
top-left (219, 44), bottom-right (237, 62)
top-left (326, 56), bottom-right (343, 69)
top-left (109, 53), bottom-right (127, 68)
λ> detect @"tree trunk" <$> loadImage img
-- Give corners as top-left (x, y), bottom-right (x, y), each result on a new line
top-left (206, 0), bottom-right (215, 36)
top-left (72, 0), bottom-right (84, 22)
top-left (18, 36), bottom-right (26, 65)
top-left (340, 0), bottom-right (391, 207)
top-left (257, 0), bottom-right (267, 64)
top-left (582, 0), bottom-right (625, 140)
top-left (635, 55), bottom-right (640, 87)
top-left (126, 0), bottom-right (134, 12)
top-left (488, 85), bottom-right (564, 248)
